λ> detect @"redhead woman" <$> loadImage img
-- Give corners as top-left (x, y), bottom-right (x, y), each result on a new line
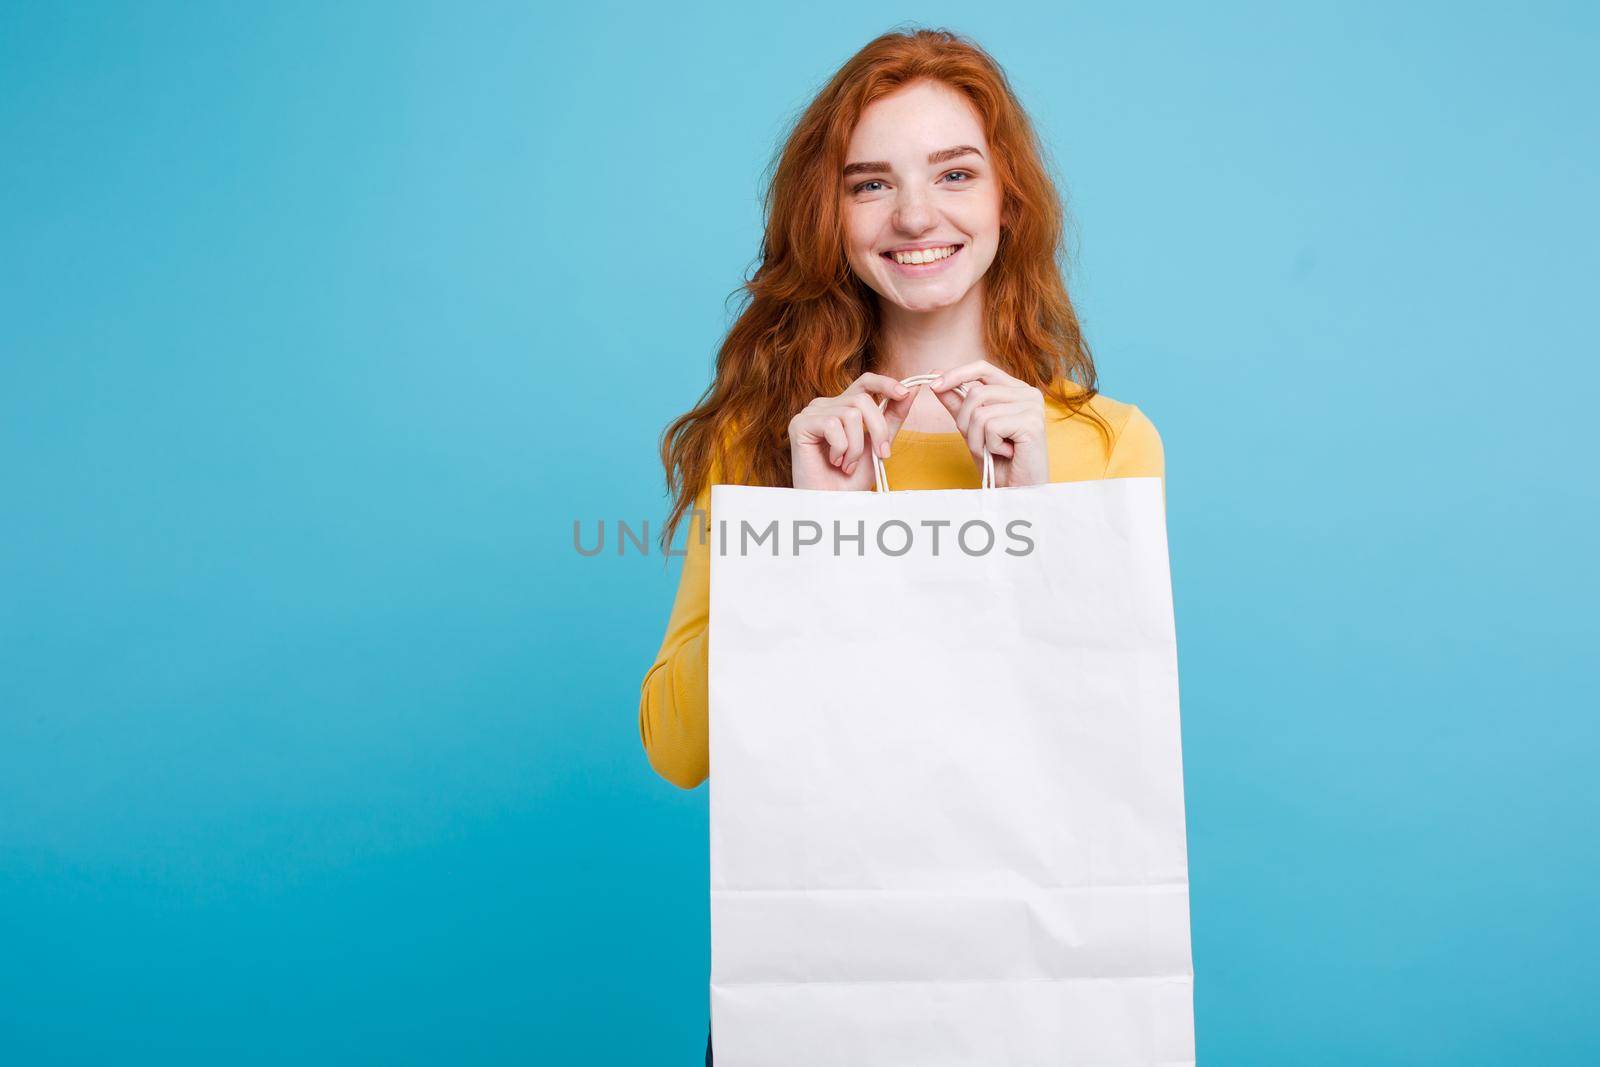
top-left (637, 27), bottom-right (1164, 1063)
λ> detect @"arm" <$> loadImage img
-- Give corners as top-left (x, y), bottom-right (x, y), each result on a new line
top-left (638, 482), bottom-right (713, 789)
top-left (1104, 404), bottom-right (1166, 507)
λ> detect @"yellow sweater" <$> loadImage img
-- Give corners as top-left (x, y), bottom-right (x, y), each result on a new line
top-left (638, 386), bottom-right (1166, 789)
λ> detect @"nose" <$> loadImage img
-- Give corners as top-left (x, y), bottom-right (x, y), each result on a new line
top-left (892, 186), bottom-right (936, 236)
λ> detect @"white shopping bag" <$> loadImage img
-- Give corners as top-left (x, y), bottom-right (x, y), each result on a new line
top-left (708, 411), bottom-right (1193, 1065)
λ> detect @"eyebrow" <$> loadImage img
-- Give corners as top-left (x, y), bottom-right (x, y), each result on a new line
top-left (842, 144), bottom-right (983, 179)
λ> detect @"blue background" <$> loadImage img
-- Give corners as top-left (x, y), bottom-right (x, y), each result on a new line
top-left (2, 1), bottom-right (1595, 1062)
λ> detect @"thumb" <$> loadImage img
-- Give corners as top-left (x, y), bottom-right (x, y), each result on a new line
top-left (933, 386), bottom-right (964, 420)
top-left (881, 386), bottom-right (919, 438)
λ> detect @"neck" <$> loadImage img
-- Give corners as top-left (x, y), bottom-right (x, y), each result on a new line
top-left (872, 280), bottom-right (988, 380)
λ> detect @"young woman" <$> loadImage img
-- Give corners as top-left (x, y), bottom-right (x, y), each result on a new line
top-left (636, 27), bottom-right (1164, 1063)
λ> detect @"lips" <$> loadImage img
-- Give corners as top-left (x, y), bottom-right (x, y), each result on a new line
top-left (882, 243), bottom-right (963, 266)
top-left (881, 242), bottom-right (965, 276)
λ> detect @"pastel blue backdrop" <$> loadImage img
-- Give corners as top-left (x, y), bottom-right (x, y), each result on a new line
top-left (2, 2), bottom-right (1595, 1063)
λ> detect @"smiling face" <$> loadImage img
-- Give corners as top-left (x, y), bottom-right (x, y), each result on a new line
top-left (839, 79), bottom-right (1004, 313)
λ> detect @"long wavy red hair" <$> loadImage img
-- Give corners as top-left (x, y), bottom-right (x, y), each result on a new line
top-left (659, 26), bottom-right (1109, 548)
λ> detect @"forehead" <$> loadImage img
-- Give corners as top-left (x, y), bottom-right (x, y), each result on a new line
top-left (845, 80), bottom-right (987, 158)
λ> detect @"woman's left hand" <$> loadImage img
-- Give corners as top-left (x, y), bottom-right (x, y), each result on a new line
top-left (929, 361), bottom-right (1051, 487)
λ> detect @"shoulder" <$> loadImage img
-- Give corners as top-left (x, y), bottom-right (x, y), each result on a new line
top-left (707, 416), bottom-right (753, 487)
top-left (697, 416), bottom-right (759, 507)
top-left (1040, 379), bottom-right (1164, 480)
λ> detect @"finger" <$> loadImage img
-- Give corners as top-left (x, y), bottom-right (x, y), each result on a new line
top-left (843, 372), bottom-right (912, 401)
top-left (933, 384), bottom-right (965, 421)
top-left (953, 383), bottom-right (994, 433)
top-left (960, 382), bottom-right (1037, 433)
top-left (966, 403), bottom-right (992, 461)
top-left (879, 384), bottom-right (920, 440)
top-left (835, 404), bottom-right (866, 472)
top-left (847, 393), bottom-right (893, 459)
top-left (930, 359), bottom-right (1021, 394)
top-left (968, 402), bottom-right (1032, 460)
top-left (818, 416), bottom-right (849, 466)
top-left (980, 406), bottom-right (1034, 458)
top-left (933, 380), bottom-right (1008, 426)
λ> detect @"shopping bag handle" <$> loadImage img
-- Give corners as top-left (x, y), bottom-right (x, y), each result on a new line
top-left (872, 373), bottom-right (996, 492)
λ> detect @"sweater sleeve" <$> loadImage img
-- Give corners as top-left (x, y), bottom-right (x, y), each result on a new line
top-left (1103, 404), bottom-right (1166, 506)
top-left (638, 480), bottom-right (714, 789)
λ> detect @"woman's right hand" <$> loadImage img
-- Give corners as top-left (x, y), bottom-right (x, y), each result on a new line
top-left (788, 373), bottom-right (916, 490)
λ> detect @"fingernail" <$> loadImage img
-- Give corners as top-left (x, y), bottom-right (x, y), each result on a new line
top-left (895, 384), bottom-right (909, 397)
top-left (879, 442), bottom-right (890, 459)
top-left (929, 375), bottom-right (943, 387)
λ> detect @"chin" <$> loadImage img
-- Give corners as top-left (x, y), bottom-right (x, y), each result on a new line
top-left (882, 280), bottom-right (971, 312)
top-left (893, 294), bottom-right (961, 312)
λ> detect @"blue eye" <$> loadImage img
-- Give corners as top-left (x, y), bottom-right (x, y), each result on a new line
top-left (852, 171), bottom-right (971, 195)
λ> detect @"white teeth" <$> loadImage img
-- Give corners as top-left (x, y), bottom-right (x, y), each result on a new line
top-left (889, 244), bottom-right (957, 265)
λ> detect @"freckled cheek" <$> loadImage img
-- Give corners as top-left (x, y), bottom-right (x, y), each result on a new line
top-left (951, 206), bottom-right (1001, 245)
top-left (851, 231), bottom-right (889, 267)
top-left (843, 216), bottom-right (879, 265)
